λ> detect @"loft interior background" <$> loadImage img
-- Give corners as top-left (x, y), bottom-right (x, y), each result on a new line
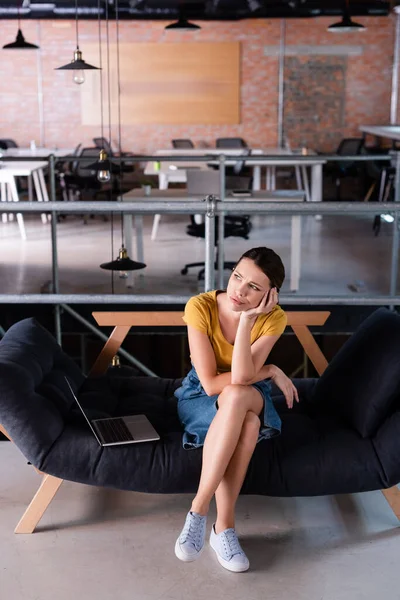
top-left (0, 10), bottom-right (394, 152)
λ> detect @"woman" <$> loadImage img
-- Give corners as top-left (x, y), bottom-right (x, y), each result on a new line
top-left (174, 247), bottom-right (299, 573)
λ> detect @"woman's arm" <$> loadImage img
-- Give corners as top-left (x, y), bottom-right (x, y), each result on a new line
top-left (231, 315), bottom-right (282, 384)
top-left (188, 326), bottom-right (281, 397)
top-left (231, 289), bottom-right (281, 384)
top-left (187, 326), bottom-right (232, 396)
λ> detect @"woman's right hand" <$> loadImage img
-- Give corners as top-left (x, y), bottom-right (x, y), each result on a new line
top-left (270, 366), bottom-right (299, 409)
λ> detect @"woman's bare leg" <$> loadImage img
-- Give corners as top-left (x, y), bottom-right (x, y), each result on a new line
top-left (214, 411), bottom-right (260, 533)
top-left (191, 384), bottom-right (263, 516)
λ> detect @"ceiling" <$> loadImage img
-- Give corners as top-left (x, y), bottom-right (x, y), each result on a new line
top-left (0, 1), bottom-right (396, 21)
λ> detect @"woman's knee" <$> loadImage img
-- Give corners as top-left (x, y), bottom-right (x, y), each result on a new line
top-left (218, 384), bottom-right (262, 414)
top-left (218, 384), bottom-right (248, 410)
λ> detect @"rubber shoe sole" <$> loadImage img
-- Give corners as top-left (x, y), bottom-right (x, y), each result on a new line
top-left (174, 538), bottom-right (204, 562)
top-left (209, 532), bottom-right (250, 573)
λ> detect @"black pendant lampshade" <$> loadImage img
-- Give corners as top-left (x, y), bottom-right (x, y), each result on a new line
top-left (165, 18), bottom-right (201, 31)
top-left (327, 14), bottom-right (365, 32)
top-left (56, 48), bottom-right (100, 72)
top-left (87, 150), bottom-right (120, 176)
top-left (3, 28), bottom-right (39, 50)
top-left (100, 246), bottom-right (146, 271)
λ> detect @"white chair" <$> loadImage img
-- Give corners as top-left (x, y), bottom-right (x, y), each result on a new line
top-left (0, 170), bottom-right (26, 240)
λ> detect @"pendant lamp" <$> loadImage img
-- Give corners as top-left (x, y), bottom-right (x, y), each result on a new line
top-left (165, 18), bottom-right (201, 31)
top-left (99, 0), bottom-right (146, 277)
top-left (328, 1), bottom-right (366, 32)
top-left (3, 3), bottom-right (39, 50)
top-left (100, 246), bottom-right (146, 272)
top-left (165, 2), bottom-right (200, 31)
top-left (55, 0), bottom-right (100, 84)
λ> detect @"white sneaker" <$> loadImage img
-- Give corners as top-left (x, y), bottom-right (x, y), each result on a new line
top-left (175, 511), bottom-right (207, 562)
top-left (210, 524), bottom-right (250, 572)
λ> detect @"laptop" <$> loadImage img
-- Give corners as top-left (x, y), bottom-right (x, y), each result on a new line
top-left (65, 377), bottom-right (160, 447)
top-left (186, 169), bottom-right (220, 196)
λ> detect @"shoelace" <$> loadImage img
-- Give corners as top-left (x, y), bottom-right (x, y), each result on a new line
top-left (181, 514), bottom-right (204, 548)
top-left (222, 529), bottom-right (243, 557)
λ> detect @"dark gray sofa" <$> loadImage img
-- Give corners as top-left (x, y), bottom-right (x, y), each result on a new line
top-left (1, 308), bottom-right (400, 533)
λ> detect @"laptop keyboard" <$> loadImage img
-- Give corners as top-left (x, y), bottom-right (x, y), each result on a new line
top-left (95, 418), bottom-right (134, 443)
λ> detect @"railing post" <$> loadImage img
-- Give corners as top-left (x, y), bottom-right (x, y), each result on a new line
top-left (217, 154), bottom-right (226, 290)
top-left (49, 154), bottom-right (62, 346)
top-left (389, 152), bottom-right (400, 309)
top-left (205, 195), bottom-right (217, 292)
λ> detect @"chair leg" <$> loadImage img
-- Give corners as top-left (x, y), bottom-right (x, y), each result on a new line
top-left (151, 214), bottom-right (161, 240)
top-left (335, 178), bottom-right (341, 201)
top-left (14, 472), bottom-right (64, 534)
top-left (372, 215), bottom-right (381, 236)
top-left (181, 261), bottom-right (205, 275)
top-left (363, 181), bottom-right (376, 203)
top-left (381, 486), bottom-right (400, 521)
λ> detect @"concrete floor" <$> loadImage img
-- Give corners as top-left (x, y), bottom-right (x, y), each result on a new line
top-left (0, 210), bottom-right (396, 297)
top-left (1, 442), bottom-right (399, 600)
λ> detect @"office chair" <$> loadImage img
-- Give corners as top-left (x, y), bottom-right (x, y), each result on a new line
top-left (0, 139), bottom-right (18, 149)
top-left (330, 137), bottom-right (364, 200)
top-left (209, 147), bottom-right (253, 189)
top-left (172, 139), bottom-right (194, 149)
top-left (60, 147), bottom-right (109, 224)
top-left (57, 143), bottom-right (82, 203)
top-left (216, 137), bottom-right (248, 149)
top-left (181, 215), bottom-right (252, 280)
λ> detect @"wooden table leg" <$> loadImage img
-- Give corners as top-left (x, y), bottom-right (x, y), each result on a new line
top-left (88, 325), bottom-right (131, 377)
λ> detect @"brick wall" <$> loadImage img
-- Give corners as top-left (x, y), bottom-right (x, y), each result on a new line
top-left (0, 15), bottom-right (394, 153)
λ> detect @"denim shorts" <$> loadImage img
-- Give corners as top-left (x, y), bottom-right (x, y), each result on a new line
top-left (174, 365), bottom-right (282, 450)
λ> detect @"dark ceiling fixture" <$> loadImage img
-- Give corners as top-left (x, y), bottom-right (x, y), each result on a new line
top-left (165, 17), bottom-right (201, 30)
top-left (55, 0), bottom-right (100, 84)
top-left (165, 1), bottom-right (201, 31)
top-left (327, 0), bottom-right (366, 32)
top-left (3, 1), bottom-right (39, 49)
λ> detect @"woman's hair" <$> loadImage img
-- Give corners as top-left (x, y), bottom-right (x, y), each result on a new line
top-left (235, 247), bottom-right (285, 292)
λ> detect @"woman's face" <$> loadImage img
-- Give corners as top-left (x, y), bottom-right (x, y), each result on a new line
top-left (226, 258), bottom-right (273, 312)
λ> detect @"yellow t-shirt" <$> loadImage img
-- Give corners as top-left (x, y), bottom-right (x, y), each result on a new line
top-left (183, 290), bottom-right (287, 373)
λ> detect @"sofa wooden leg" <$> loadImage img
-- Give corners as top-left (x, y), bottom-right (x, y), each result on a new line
top-left (381, 486), bottom-right (400, 521)
top-left (14, 473), bottom-right (64, 534)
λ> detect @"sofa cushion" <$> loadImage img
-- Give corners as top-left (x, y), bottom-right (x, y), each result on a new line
top-left (312, 308), bottom-right (400, 438)
top-left (0, 318), bottom-right (84, 464)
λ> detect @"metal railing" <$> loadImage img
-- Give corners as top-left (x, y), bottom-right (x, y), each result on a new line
top-left (0, 150), bottom-right (398, 346)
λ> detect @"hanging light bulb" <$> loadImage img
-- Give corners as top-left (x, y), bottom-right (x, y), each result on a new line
top-left (73, 69), bottom-right (85, 85)
top-left (97, 149), bottom-right (111, 182)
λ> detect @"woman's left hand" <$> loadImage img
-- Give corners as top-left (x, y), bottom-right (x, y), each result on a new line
top-left (241, 287), bottom-right (279, 320)
top-left (270, 366), bottom-right (299, 409)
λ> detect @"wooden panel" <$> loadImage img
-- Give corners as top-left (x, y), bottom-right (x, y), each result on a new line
top-left (92, 311), bottom-right (330, 327)
top-left (81, 42), bottom-right (240, 125)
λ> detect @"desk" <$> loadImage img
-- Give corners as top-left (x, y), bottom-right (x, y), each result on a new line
top-left (0, 161), bottom-right (50, 238)
top-left (1, 147), bottom-right (75, 159)
top-left (121, 188), bottom-right (305, 292)
top-left (145, 147), bottom-right (324, 200)
top-left (359, 125), bottom-right (400, 143)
